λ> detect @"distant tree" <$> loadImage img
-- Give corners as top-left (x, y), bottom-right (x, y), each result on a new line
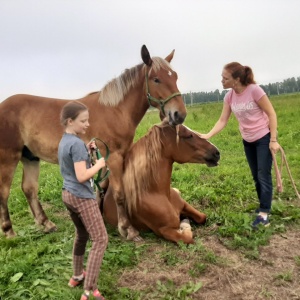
top-left (183, 75), bottom-right (299, 104)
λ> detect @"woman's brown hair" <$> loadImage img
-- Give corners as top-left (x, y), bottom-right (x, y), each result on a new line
top-left (224, 62), bottom-right (256, 86)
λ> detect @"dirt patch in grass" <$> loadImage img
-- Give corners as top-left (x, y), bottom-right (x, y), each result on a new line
top-left (118, 228), bottom-right (300, 299)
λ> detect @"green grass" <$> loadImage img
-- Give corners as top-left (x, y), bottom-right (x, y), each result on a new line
top-left (1, 93), bottom-right (300, 299)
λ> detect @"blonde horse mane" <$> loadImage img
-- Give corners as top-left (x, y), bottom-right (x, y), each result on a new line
top-left (124, 120), bottom-right (172, 215)
top-left (98, 57), bottom-right (173, 106)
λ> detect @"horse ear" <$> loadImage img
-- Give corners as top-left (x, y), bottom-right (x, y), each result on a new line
top-left (141, 45), bottom-right (152, 66)
top-left (165, 49), bottom-right (175, 63)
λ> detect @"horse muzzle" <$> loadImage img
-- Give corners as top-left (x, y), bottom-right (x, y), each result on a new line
top-left (205, 149), bottom-right (220, 167)
top-left (168, 110), bottom-right (186, 125)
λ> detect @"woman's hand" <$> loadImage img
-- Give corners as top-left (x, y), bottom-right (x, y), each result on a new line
top-left (199, 133), bottom-right (210, 140)
top-left (270, 141), bottom-right (280, 154)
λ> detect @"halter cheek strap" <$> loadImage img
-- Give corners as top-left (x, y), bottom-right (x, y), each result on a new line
top-left (145, 71), bottom-right (181, 116)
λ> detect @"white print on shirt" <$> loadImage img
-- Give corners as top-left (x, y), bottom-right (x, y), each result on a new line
top-left (231, 101), bottom-right (255, 121)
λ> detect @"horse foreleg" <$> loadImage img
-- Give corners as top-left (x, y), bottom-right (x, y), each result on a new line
top-left (113, 188), bottom-right (141, 241)
top-left (21, 158), bottom-right (57, 233)
top-left (0, 186), bottom-right (15, 237)
top-left (108, 155), bottom-right (141, 241)
top-left (181, 202), bottom-right (206, 225)
top-left (0, 179), bottom-right (17, 238)
top-left (171, 188), bottom-right (206, 224)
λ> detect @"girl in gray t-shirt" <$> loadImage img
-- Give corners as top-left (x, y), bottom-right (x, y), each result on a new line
top-left (58, 101), bottom-right (107, 300)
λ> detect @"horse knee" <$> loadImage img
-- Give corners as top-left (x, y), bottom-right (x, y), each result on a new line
top-left (200, 213), bottom-right (207, 224)
top-left (114, 194), bottom-right (125, 206)
top-left (193, 213), bottom-right (206, 224)
top-left (22, 184), bottom-right (38, 200)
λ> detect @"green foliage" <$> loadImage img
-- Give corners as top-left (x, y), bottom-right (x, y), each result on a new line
top-left (1, 93), bottom-right (300, 299)
top-left (153, 279), bottom-right (202, 300)
top-left (274, 270), bottom-right (293, 282)
top-left (294, 256), bottom-right (300, 266)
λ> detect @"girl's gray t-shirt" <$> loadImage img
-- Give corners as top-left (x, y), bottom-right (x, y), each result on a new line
top-left (58, 133), bottom-right (95, 199)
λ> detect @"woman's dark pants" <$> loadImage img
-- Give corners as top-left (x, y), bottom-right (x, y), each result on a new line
top-left (243, 133), bottom-right (273, 213)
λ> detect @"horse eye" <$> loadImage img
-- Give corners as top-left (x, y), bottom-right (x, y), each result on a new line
top-left (154, 78), bottom-right (160, 83)
top-left (181, 134), bottom-right (193, 139)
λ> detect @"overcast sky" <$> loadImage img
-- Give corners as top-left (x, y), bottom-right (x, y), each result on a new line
top-left (0, 0), bottom-right (299, 101)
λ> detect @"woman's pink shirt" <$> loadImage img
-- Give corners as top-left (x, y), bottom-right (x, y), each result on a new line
top-left (224, 84), bottom-right (269, 142)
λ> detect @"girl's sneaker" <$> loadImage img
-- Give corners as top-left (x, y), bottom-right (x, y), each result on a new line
top-left (68, 271), bottom-right (86, 288)
top-left (80, 289), bottom-right (106, 300)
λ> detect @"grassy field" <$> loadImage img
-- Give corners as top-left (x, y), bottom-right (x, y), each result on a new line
top-left (1, 93), bottom-right (300, 299)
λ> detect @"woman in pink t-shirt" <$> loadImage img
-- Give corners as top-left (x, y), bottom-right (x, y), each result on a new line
top-left (200, 62), bottom-right (280, 228)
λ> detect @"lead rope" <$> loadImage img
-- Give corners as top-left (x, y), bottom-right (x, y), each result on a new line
top-left (89, 138), bottom-right (110, 193)
top-left (272, 144), bottom-right (300, 200)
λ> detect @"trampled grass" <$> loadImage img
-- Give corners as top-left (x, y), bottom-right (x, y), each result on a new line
top-left (1, 93), bottom-right (300, 299)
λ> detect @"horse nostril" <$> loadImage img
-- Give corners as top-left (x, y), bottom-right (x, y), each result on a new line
top-left (215, 150), bottom-right (220, 159)
top-left (174, 111), bottom-right (186, 124)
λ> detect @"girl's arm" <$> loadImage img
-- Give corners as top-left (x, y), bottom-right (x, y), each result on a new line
top-left (74, 158), bottom-right (106, 183)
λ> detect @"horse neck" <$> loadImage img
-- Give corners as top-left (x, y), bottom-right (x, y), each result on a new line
top-left (118, 80), bottom-right (149, 127)
top-left (154, 158), bottom-right (174, 193)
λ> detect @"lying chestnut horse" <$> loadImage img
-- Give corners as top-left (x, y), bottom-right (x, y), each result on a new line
top-left (102, 120), bottom-right (220, 244)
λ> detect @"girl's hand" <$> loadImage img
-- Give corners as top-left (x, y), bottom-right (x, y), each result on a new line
top-left (87, 140), bottom-right (97, 151)
top-left (95, 157), bottom-right (106, 169)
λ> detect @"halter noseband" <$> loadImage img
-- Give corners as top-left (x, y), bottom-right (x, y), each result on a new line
top-left (145, 70), bottom-right (181, 116)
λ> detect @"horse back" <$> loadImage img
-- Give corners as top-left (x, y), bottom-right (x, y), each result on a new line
top-left (0, 93), bottom-right (136, 164)
top-left (0, 94), bottom-right (69, 163)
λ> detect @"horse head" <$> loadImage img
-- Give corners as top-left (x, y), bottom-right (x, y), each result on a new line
top-left (122, 119), bottom-right (219, 217)
top-left (158, 120), bottom-right (220, 166)
top-left (141, 45), bottom-right (187, 125)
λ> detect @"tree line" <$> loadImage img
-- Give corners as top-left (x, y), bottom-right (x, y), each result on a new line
top-left (183, 76), bottom-right (300, 105)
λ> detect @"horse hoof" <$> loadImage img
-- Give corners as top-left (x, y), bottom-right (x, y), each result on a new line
top-left (5, 229), bottom-right (16, 238)
top-left (129, 235), bottom-right (144, 242)
top-left (127, 226), bottom-right (141, 241)
top-left (44, 226), bottom-right (57, 233)
top-left (44, 220), bottom-right (57, 233)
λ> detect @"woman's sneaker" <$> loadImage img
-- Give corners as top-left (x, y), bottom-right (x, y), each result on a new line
top-left (68, 271), bottom-right (86, 288)
top-left (252, 215), bottom-right (270, 229)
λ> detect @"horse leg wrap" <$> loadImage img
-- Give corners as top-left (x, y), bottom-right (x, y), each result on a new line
top-left (178, 219), bottom-right (193, 239)
top-left (180, 219), bottom-right (191, 231)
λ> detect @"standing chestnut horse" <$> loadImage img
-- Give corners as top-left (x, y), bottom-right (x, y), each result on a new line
top-left (102, 120), bottom-right (220, 244)
top-left (0, 45), bottom-right (186, 239)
